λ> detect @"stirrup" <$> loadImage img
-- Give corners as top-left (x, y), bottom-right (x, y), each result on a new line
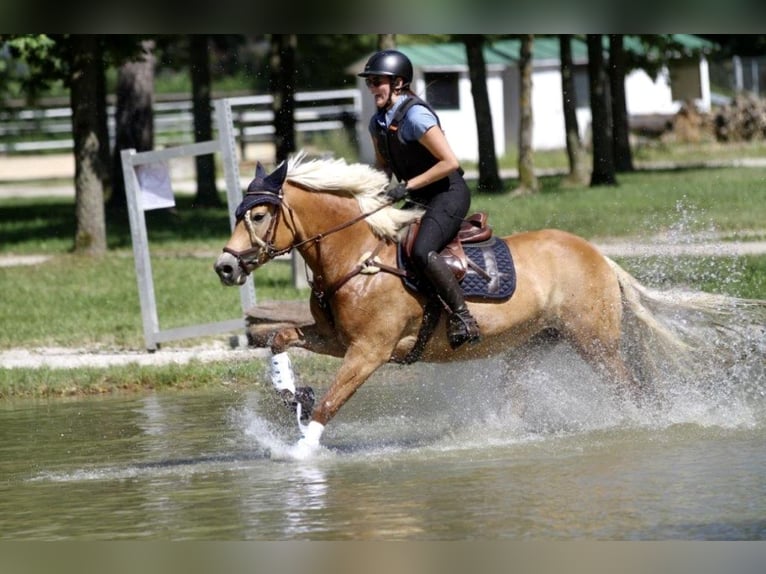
top-left (448, 309), bottom-right (481, 349)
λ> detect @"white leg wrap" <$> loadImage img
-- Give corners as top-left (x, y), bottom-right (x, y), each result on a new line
top-left (270, 352), bottom-right (295, 394)
top-left (288, 420), bottom-right (325, 460)
top-left (300, 421), bottom-right (324, 446)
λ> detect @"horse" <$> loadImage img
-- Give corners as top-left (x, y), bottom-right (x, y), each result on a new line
top-left (214, 153), bottom-right (675, 458)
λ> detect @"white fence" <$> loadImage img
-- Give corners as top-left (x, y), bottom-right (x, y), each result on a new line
top-left (0, 89), bottom-right (361, 155)
top-left (122, 99), bottom-right (256, 351)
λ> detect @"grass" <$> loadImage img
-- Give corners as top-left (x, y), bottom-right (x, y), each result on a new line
top-left (1, 156), bottom-right (765, 398)
top-left (0, 250), bottom-right (308, 349)
top-left (469, 166), bottom-right (766, 239)
top-left (474, 140), bottom-right (766, 173)
top-left (614, 254), bottom-right (766, 300)
top-left (0, 352), bottom-right (344, 400)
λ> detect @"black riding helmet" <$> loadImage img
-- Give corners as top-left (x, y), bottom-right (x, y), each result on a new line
top-left (358, 50), bottom-right (413, 88)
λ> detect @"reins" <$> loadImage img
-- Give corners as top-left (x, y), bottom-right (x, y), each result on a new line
top-left (223, 190), bottom-right (393, 280)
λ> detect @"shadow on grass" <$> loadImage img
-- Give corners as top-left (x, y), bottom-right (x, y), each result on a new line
top-left (0, 195), bottom-right (233, 252)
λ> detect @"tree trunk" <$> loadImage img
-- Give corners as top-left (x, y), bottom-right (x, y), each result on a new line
top-left (587, 34), bottom-right (617, 186)
top-left (609, 34), bottom-right (634, 172)
top-left (378, 34), bottom-right (396, 50)
top-left (270, 34), bottom-right (297, 165)
top-left (463, 35), bottom-right (502, 193)
top-left (514, 34), bottom-right (539, 195)
top-left (109, 39), bottom-right (155, 213)
top-left (95, 43), bottom-right (111, 193)
top-left (70, 35), bottom-right (107, 255)
top-left (559, 34), bottom-right (587, 184)
top-left (190, 35), bottom-right (221, 207)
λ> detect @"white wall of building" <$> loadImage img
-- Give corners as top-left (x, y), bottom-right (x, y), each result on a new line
top-left (432, 73), bottom-right (506, 162)
top-left (356, 72), bottom-right (507, 165)
top-left (625, 68), bottom-right (677, 115)
top-left (355, 56), bottom-right (712, 162)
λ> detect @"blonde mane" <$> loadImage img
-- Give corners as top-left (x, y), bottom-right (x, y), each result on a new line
top-left (286, 151), bottom-right (422, 240)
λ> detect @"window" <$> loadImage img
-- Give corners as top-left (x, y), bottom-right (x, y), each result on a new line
top-left (424, 72), bottom-right (460, 110)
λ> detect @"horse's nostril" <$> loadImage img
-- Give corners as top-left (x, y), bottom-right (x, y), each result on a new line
top-left (214, 261), bottom-right (235, 281)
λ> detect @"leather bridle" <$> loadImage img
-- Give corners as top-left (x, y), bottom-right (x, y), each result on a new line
top-left (222, 188), bottom-right (393, 281)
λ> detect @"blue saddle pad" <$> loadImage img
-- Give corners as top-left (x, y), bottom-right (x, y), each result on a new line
top-left (398, 237), bottom-right (516, 301)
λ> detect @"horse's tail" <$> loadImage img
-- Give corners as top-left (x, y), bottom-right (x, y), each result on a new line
top-left (605, 256), bottom-right (766, 386)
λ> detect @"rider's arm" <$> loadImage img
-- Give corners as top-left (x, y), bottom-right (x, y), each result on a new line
top-left (406, 125), bottom-right (460, 192)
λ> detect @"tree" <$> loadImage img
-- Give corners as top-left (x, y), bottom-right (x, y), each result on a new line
top-left (269, 34), bottom-right (297, 165)
top-left (109, 39), bottom-right (155, 213)
top-left (609, 35), bottom-right (634, 172)
top-left (462, 34), bottom-right (502, 193)
top-left (587, 34), bottom-right (617, 187)
top-left (190, 35), bottom-right (221, 207)
top-left (378, 34), bottom-right (396, 50)
top-left (513, 34), bottom-right (539, 195)
top-left (69, 35), bottom-right (107, 254)
top-left (559, 34), bottom-right (587, 184)
top-left (2, 35), bottom-right (160, 253)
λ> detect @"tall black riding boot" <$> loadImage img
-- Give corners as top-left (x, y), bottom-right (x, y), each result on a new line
top-left (423, 251), bottom-right (481, 349)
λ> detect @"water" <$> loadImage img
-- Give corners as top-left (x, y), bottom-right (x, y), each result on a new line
top-left (2, 342), bottom-right (765, 540)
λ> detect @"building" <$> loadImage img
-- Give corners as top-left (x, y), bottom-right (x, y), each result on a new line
top-left (352, 35), bottom-right (713, 164)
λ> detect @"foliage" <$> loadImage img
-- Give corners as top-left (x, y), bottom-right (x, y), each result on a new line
top-left (0, 34), bottom-right (64, 102)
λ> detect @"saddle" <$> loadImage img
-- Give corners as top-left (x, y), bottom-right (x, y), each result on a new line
top-left (401, 212), bottom-right (493, 281)
top-left (393, 211), bottom-right (515, 364)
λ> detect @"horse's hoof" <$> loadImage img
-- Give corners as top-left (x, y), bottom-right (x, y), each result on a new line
top-left (278, 386), bottom-right (315, 421)
top-left (286, 438), bottom-right (322, 460)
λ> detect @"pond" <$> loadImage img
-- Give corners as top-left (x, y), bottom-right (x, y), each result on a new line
top-left (2, 345), bottom-right (764, 541)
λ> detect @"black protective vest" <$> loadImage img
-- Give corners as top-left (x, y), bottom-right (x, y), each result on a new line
top-left (373, 95), bottom-right (442, 183)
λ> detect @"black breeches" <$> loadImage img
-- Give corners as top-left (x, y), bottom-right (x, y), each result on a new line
top-left (410, 174), bottom-right (471, 269)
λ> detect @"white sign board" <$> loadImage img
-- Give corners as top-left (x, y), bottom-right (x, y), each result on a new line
top-left (136, 161), bottom-right (175, 211)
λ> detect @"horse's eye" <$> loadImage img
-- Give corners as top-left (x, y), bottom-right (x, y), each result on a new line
top-left (250, 212), bottom-right (266, 224)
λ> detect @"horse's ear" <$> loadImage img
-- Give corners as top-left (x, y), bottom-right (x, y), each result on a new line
top-left (265, 160), bottom-right (288, 189)
top-left (254, 162), bottom-right (268, 180)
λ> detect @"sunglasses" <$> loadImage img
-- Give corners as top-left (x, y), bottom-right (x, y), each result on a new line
top-left (364, 77), bottom-right (386, 88)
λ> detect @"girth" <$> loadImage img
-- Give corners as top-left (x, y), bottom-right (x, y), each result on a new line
top-left (314, 212), bottom-right (496, 365)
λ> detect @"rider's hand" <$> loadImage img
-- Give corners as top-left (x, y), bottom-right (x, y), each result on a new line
top-left (385, 182), bottom-right (408, 202)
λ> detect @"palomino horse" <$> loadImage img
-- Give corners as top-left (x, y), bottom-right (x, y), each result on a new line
top-left (215, 153), bottom-right (657, 458)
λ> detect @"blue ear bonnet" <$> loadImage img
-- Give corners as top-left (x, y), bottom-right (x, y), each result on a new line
top-left (234, 161), bottom-right (288, 220)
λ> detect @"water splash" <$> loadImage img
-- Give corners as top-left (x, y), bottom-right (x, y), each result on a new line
top-left (231, 198), bottom-right (765, 458)
top-left (231, 315), bottom-right (764, 460)
top-left (632, 197), bottom-right (746, 292)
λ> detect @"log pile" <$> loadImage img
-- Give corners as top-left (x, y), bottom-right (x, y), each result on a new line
top-left (713, 93), bottom-right (766, 142)
top-left (666, 100), bottom-right (715, 143)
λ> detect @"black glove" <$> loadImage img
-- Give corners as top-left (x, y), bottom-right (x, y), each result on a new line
top-left (385, 182), bottom-right (408, 202)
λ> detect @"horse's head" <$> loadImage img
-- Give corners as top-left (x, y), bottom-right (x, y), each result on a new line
top-left (214, 160), bottom-right (291, 286)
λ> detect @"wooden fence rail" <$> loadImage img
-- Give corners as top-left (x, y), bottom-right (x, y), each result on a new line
top-left (0, 89), bottom-right (361, 155)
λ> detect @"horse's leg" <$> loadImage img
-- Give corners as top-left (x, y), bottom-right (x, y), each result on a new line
top-left (270, 323), bottom-right (345, 357)
top-left (291, 340), bottom-right (391, 458)
top-left (564, 316), bottom-right (649, 405)
top-left (270, 293), bottom-right (347, 357)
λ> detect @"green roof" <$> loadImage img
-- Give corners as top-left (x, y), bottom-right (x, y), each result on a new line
top-left (394, 35), bottom-right (714, 69)
top-left (397, 41), bottom-right (511, 67)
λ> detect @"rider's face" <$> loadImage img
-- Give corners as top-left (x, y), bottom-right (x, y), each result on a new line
top-left (365, 75), bottom-right (392, 109)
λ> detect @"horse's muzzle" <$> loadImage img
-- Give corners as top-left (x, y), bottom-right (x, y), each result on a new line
top-left (214, 252), bottom-right (247, 286)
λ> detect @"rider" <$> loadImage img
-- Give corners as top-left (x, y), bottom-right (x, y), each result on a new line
top-left (359, 49), bottom-right (480, 349)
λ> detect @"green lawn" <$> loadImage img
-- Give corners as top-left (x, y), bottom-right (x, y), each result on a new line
top-left (1, 159), bottom-right (765, 398)
top-left (1, 164), bottom-right (765, 351)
